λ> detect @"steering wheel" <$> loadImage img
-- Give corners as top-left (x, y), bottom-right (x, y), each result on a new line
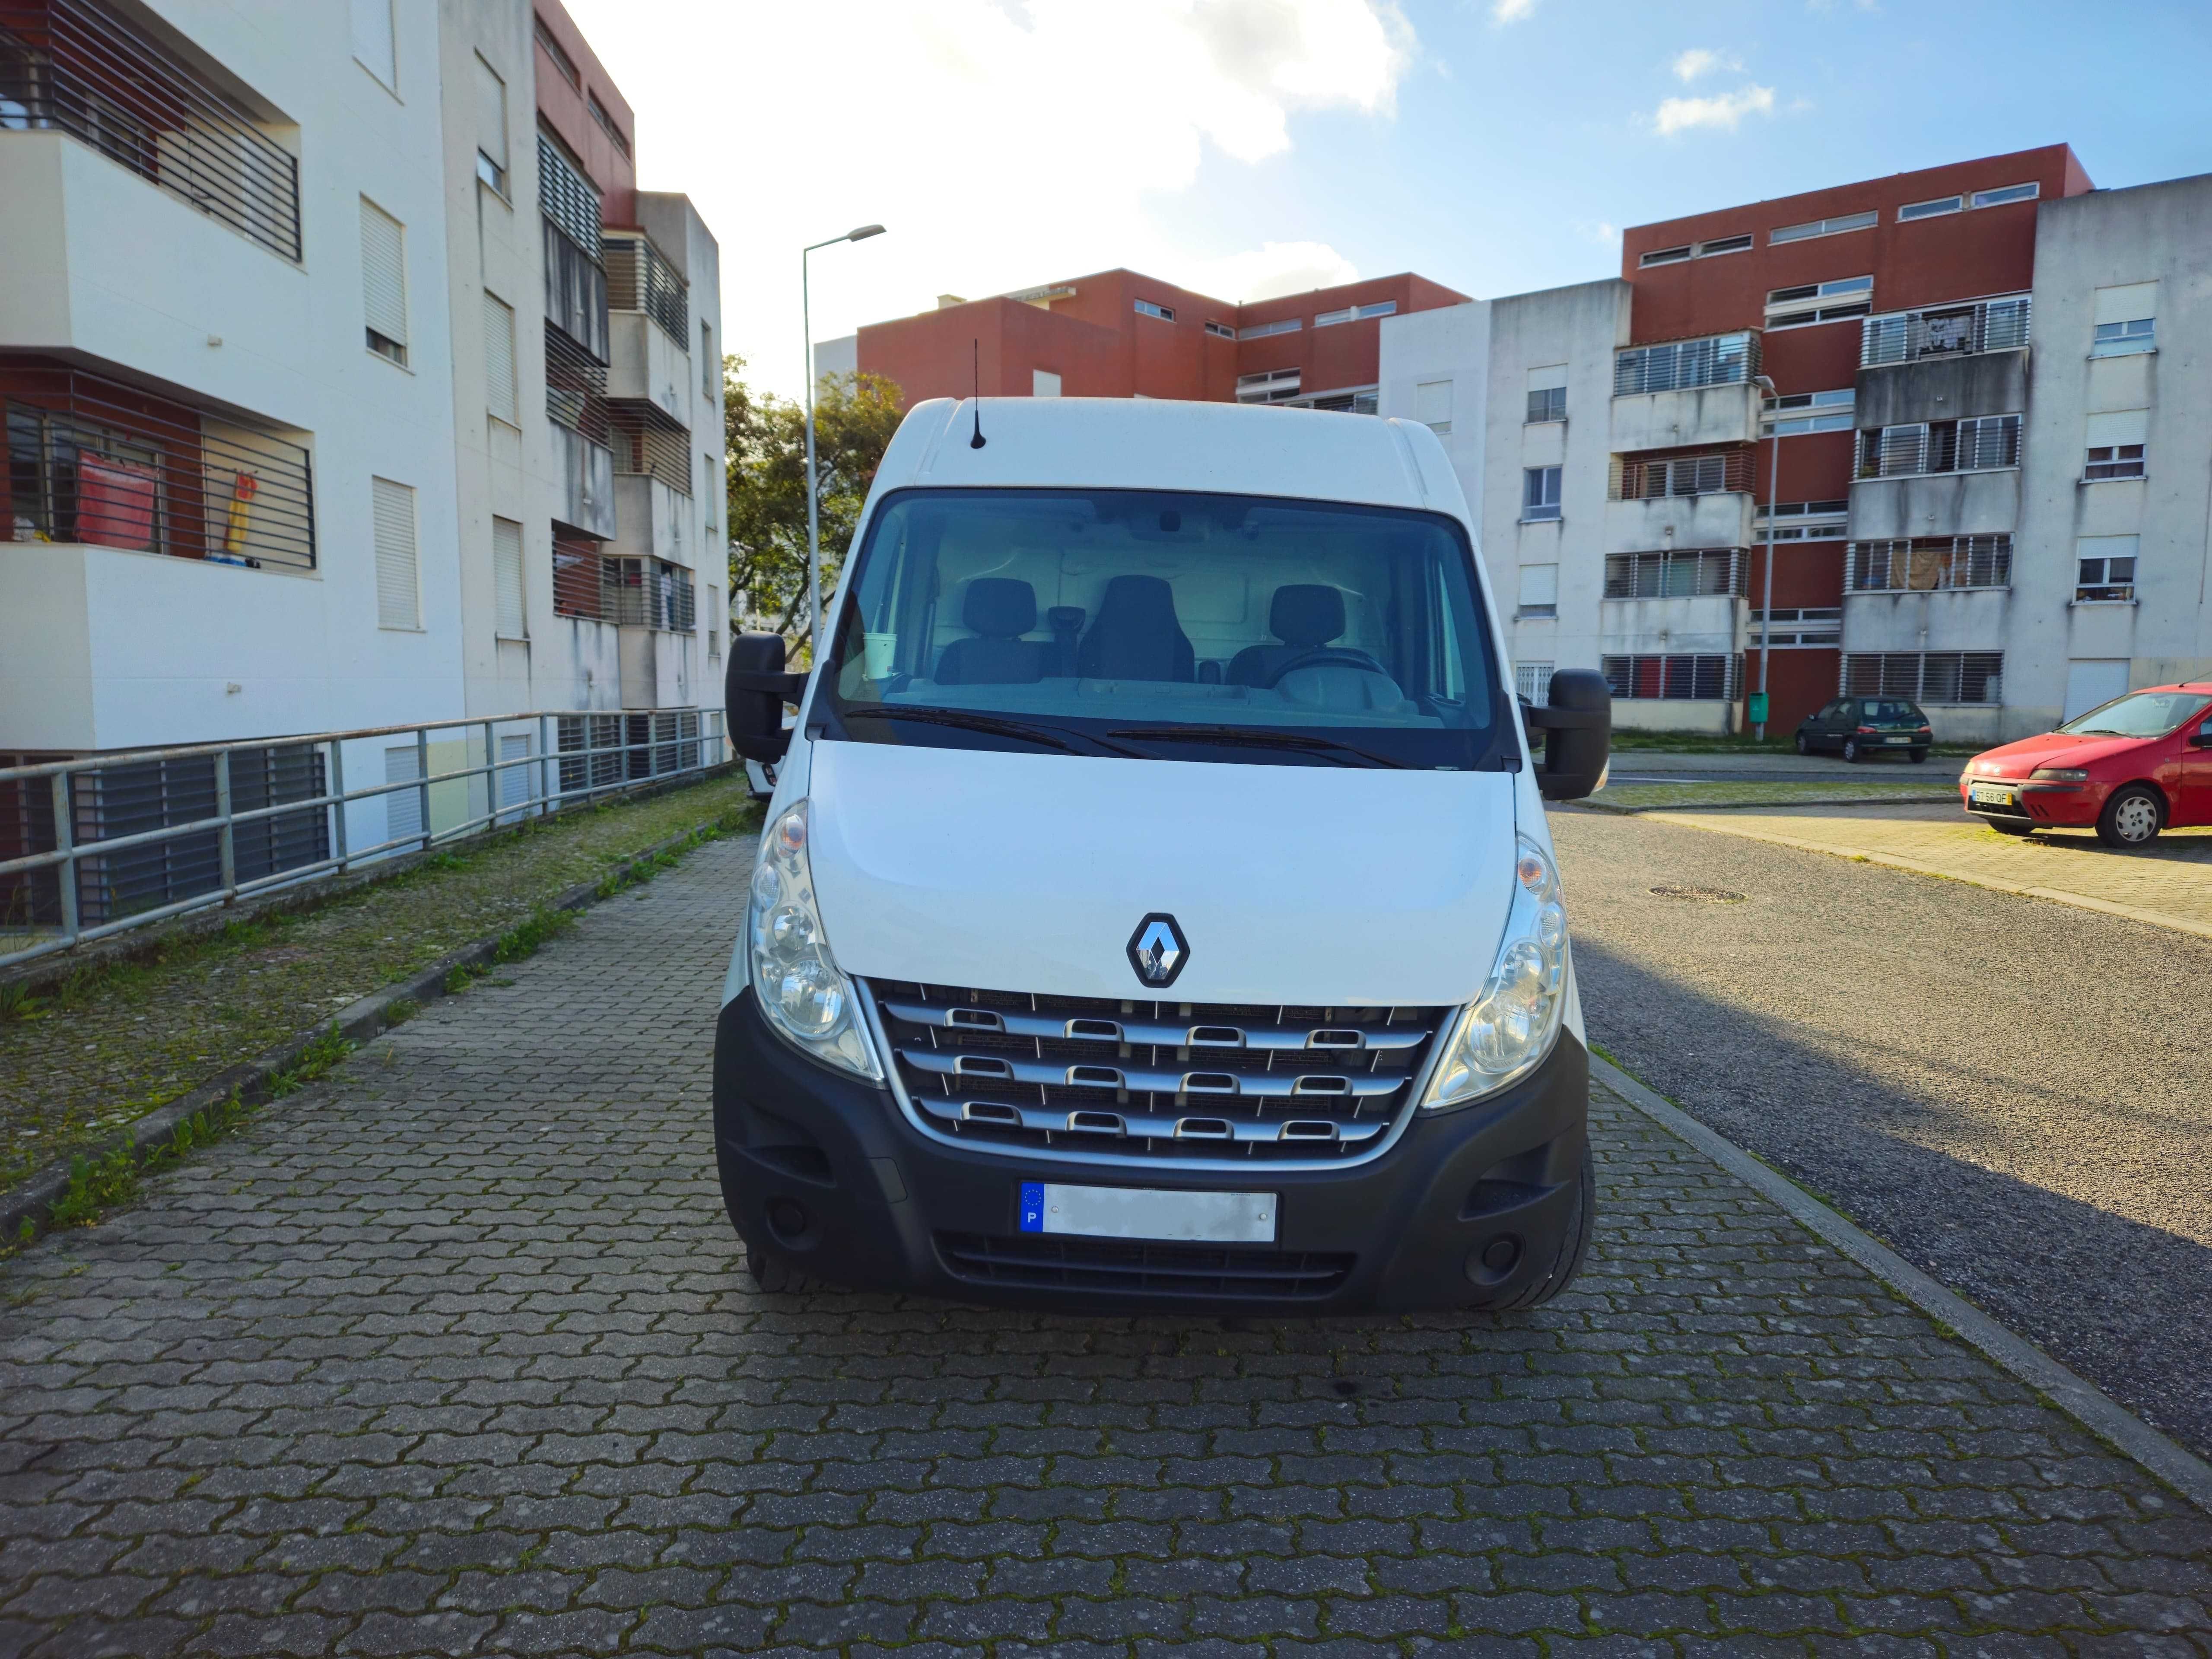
top-left (1263, 647), bottom-right (1389, 688)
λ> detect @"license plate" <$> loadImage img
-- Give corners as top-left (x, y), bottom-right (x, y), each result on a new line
top-left (1884, 735), bottom-right (1911, 745)
top-left (1970, 783), bottom-right (2015, 807)
top-left (1019, 1182), bottom-right (1277, 1243)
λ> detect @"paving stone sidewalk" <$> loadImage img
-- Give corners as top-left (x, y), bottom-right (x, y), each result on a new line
top-left (1645, 801), bottom-right (2212, 939)
top-left (2, 835), bottom-right (2209, 1658)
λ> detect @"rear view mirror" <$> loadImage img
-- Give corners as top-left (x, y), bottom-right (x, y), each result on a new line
top-left (725, 633), bottom-right (808, 763)
top-left (1524, 669), bottom-right (1611, 801)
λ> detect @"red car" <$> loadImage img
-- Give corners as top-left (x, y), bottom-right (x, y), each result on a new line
top-left (1962, 682), bottom-right (2212, 847)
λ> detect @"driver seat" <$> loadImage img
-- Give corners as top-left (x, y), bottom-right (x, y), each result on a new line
top-left (1228, 584), bottom-right (1347, 687)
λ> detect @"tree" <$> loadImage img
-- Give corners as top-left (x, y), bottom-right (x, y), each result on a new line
top-left (723, 354), bottom-right (903, 660)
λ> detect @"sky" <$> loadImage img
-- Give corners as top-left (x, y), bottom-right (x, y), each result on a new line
top-left (563, 0), bottom-right (2212, 401)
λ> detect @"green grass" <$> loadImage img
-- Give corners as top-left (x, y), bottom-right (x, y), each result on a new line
top-left (1586, 779), bottom-right (1962, 813)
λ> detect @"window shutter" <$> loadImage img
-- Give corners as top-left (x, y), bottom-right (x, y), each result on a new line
top-left (1414, 380), bottom-right (1452, 427)
top-left (360, 199), bottom-right (407, 348)
top-left (2093, 283), bottom-right (2158, 326)
top-left (2085, 409), bottom-right (2148, 450)
top-left (472, 54), bottom-right (507, 170)
top-left (383, 744), bottom-right (422, 841)
top-left (483, 291), bottom-right (517, 423)
top-left (493, 517), bottom-right (525, 639)
top-left (350, 0), bottom-right (395, 87)
top-left (372, 477), bottom-right (418, 629)
top-left (1878, 424), bottom-right (1926, 477)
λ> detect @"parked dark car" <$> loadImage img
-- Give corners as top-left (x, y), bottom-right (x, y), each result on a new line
top-left (1795, 696), bottom-right (1933, 763)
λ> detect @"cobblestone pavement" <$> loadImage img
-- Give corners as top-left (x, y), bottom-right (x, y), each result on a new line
top-left (1643, 801), bottom-right (2212, 938)
top-left (3, 836), bottom-right (2209, 1658)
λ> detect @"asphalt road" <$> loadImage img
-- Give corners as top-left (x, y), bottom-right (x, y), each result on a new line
top-left (1552, 806), bottom-right (2212, 1461)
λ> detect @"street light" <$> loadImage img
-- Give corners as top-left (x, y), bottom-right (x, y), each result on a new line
top-left (802, 224), bottom-right (887, 658)
top-left (1752, 371), bottom-right (1781, 741)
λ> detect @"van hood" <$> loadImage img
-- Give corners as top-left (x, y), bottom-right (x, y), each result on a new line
top-left (804, 740), bottom-right (1520, 1008)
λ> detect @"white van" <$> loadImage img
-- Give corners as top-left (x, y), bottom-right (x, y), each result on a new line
top-left (715, 397), bottom-right (1610, 1312)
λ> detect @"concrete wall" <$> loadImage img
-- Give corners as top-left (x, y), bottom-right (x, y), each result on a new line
top-left (1376, 300), bottom-right (1491, 534)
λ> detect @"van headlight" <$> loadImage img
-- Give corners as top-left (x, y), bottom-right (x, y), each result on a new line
top-left (1420, 836), bottom-right (1568, 1110)
top-left (749, 800), bottom-right (882, 1079)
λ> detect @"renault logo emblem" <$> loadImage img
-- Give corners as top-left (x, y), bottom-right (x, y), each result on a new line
top-left (1127, 913), bottom-right (1189, 988)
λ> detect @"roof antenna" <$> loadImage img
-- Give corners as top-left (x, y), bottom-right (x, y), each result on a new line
top-left (968, 338), bottom-right (986, 448)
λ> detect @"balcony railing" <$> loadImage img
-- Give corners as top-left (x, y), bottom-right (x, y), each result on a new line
top-left (1861, 295), bottom-right (2030, 368)
top-left (1614, 331), bottom-right (1758, 397)
top-left (3, 356), bottom-right (315, 570)
top-left (1611, 448), bottom-right (1755, 500)
top-left (604, 231), bottom-right (688, 344)
top-left (602, 556), bottom-right (695, 631)
top-left (545, 321), bottom-right (610, 445)
top-left (0, 0), bottom-right (301, 261)
top-left (1843, 651), bottom-right (2001, 706)
top-left (1856, 416), bottom-right (2019, 479)
top-left (608, 399), bottom-right (691, 494)
top-left (1848, 535), bottom-right (2012, 592)
top-left (552, 531), bottom-right (603, 620)
top-left (1604, 548), bottom-right (1747, 599)
top-left (1602, 653), bottom-right (1742, 702)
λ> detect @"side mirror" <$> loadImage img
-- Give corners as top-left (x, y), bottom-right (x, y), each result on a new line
top-left (725, 632), bottom-right (808, 764)
top-left (1524, 669), bottom-right (1611, 801)
top-left (2193, 722), bottom-right (2212, 749)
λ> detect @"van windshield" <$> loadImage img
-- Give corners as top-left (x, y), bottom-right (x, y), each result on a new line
top-left (819, 488), bottom-right (1511, 769)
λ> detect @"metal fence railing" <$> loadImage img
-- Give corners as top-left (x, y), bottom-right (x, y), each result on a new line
top-left (0, 709), bottom-right (727, 971)
top-left (604, 231), bottom-right (689, 344)
top-left (1861, 295), bottom-right (2030, 368)
top-left (1614, 330), bottom-right (1760, 397)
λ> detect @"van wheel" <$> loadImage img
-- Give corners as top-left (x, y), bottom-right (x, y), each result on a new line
top-left (1495, 1147), bottom-right (1596, 1310)
top-left (2097, 784), bottom-right (2165, 849)
top-left (1841, 737), bottom-right (1864, 763)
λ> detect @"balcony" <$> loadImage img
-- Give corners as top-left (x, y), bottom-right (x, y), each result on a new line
top-left (1613, 331), bottom-right (1758, 397)
top-left (1860, 296), bottom-right (2028, 369)
top-left (0, 0), bottom-right (300, 262)
top-left (1847, 536), bottom-right (2011, 593)
top-left (605, 232), bottom-right (693, 425)
top-left (609, 474), bottom-right (690, 569)
top-left (1605, 548), bottom-right (1747, 599)
top-left (1611, 380), bottom-right (1759, 453)
top-left (605, 232), bottom-right (687, 343)
top-left (1603, 448), bottom-right (1754, 554)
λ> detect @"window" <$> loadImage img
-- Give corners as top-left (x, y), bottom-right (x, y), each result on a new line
top-left (1515, 662), bottom-right (1554, 703)
top-left (2084, 410), bottom-right (2147, 480)
top-left (1856, 415), bottom-right (2020, 478)
top-left (1315, 301), bottom-right (1397, 327)
top-left (360, 199), bottom-right (408, 365)
top-left (1134, 299), bottom-right (1175, 322)
top-left (1697, 234), bottom-right (1752, 257)
top-left (1303, 390), bottom-right (1379, 416)
top-left (535, 16), bottom-right (579, 89)
top-left (1765, 276), bottom-right (1873, 329)
top-left (1604, 549), bottom-right (1743, 598)
top-left (1638, 236), bottom-right (1755, 268)
top-left (1750, 607), bottom-right (1840, 648)
top-left (1770, 210), bottom-right (1877, 245)
top-left (1898, 195), bottom-right (1962, 221)
top-left (1414, 379), bottom-right (1452, 434)
top-left (2076, 536), bottom-right (2139, 602)
top-left (704, 454), bottom-right (719, 535)
top-left (372, 477), bottom-right (419, 630)
top-left (1758, 500), bottom-right (1850, 542)
top-left (1602, 655), bottom-right (1741, 701)
top-left (472, 53), bottom-right (507, 194)
top-left (1762, 388), bottom-right (1855, 436)
top-left (1032, 369), bottom-right (1062, 398)
top-left (2091, 283), bottom-right (2158, 358)
top-left (383, 745), bottom-right (423, 843)
top-left (493, 516), bottom-right (525, 639)
top-left (1522, 466), bottom-right (1562, 522)
top-left (1237, 317), bottom-right (1300, 340)
top-left (586, 90), bottom-right (630, 158)
top-left (2093, 319), bottom-right (2155, 357)
top-left (707, 585), bottom-right (723, 660)
top-left (1518, 563), bottom-right (1558, 618)
top-left (483, 292), bottom-right (517, 425)
top-left (1613, 331), bottom-right (1755, 395)
top-left (1525, 385), bottom-right (1565, 424)
top-left (1204, 321), bottom-right (1236, 340)
top-left (1843, 651), bottom-right (2002, 705)
top-left (1848, 535), bottom-right (2012, 592)
top-left (350, 0), bottom-right (395, 89)
top-left (1639, 245), bottom-right (1691, 267)
top-left (1235, 367), bottom-right (1301, 404)
top-left (1971, 182), bottom-right (2038, 209)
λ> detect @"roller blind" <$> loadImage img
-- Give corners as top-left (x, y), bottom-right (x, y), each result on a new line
top-left (350, 0), bottom-right (395, 88)
top-left (493, 517), bottom-right (525, 638)
top-left (472, 53), bottom-right (507, 170)
top-left (360, 199), bottom-right (407, 348)
top-left (2086, 409), bottom-right (2148, 448)
top-left (483, 290), bottom-right (517, 424)
top-left (2093, 282), bottom-right (2158, 325)
top-left (1414, 379), bottom-right (1452, 426)
top-left (1527, 364), bottom-right (1568, 393)
top-left (372, 477), bottom-right (419, 630)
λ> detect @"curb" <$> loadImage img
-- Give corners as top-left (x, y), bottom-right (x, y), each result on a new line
top-left (0, 814), bottom-right (753, 1248)
top-left (1590, 1051), bottom-right (2212, 1519)
top-left (1579, 791), bottom-right (1958, 816)
top-left (1639, 812), bottom-right (2212, 944)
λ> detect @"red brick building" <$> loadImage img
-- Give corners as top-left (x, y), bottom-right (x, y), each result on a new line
top-left (855, 270), bottom-right (1469, 412)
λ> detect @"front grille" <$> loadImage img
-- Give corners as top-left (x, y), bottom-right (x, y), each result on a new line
top-left (936, 1232), bottom-right (1354, 1299)
top-left (871, 980), bottom-right (1448, 1164)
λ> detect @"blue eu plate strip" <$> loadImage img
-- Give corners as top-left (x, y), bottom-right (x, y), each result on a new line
top-left (1018, 1182), bottom-right (1046, 1233)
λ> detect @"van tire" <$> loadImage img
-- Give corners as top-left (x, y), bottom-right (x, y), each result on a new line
top-left (1495, 1147), bottom-right (1596, 1311)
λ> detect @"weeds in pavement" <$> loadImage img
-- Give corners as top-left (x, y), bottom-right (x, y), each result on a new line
top-left (385, 998), bottom-right (421, 1025)
top-left (491, 906), bottom-right (576, 963)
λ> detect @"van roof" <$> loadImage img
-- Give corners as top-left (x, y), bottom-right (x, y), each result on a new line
top-left (873, 397), bottom-right (1468, 519)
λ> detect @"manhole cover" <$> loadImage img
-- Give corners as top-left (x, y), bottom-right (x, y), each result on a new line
top-left (1649, 884), bottom-right (1745, 902)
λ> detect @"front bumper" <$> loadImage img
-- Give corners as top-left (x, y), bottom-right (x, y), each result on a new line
top-left (1963, 779), bottom-right (2101, 827)
top-left (712, 988), bottom-right (1588, 1314)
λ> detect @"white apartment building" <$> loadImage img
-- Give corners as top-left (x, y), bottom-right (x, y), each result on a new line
top-left (2, 0), bottom-right (724, 889)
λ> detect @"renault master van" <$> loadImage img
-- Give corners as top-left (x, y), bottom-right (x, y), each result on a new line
top-left (714, 397), bottom-right (1610, 1313)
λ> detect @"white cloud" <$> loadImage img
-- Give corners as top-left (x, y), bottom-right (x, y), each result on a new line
top-left (1491, 0), bottom-right (1537, 22)
top-left (563, 0), bottom-right (1418, 396)
top-left (1671, 47), bottom-right (1738, 82)
top-left (1653, 83), bottom-right (1777, 135)
top-left (1183, 241), bottom-right (1361, 302)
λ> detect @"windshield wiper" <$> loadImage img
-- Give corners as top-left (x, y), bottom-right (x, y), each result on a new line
top-left (1106, 724), bottom-right (1406, 768)
top-left (841, 703), bottom-right (1129, 757)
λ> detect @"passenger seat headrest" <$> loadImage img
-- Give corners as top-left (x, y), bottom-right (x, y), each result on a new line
top-left (1271, 584), bottom-right (1346, 648)
top-left (963, 577), bottom-right (1036, 639)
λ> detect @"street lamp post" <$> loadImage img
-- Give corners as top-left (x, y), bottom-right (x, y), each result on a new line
top-left (1753, 372), bottom-right (1781, 741)
top-left (801, 223), bottom-right (886, 659)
